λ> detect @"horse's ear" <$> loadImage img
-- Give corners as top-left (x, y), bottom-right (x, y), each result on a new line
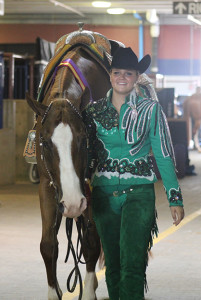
top-left (26, 92), bottom-right (48, 117)
top-left (109, 39), bottom-right (125, 56)
top-left (80, 87), bottom-right (90, 111)
top-left (103, 52), bottom-right (111, 72)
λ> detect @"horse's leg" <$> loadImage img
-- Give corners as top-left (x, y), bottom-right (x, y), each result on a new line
top-left (81, 211), bottom-right (101, 300)
top-left (39, 179), bottom-right (63, 300)
top-left (194, 122), bottom-right (201, 152)
top-left (183, 100), bottom-right (191, 148)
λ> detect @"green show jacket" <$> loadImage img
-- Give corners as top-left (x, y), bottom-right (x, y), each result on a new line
top-left (83, 88), bottom-right (183, 207)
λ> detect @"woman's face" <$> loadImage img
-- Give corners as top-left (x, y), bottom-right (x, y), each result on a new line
top-left (110, 68), bottom-right (139, 96)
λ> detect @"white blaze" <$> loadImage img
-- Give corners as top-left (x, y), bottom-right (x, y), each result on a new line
top-left (51, 123), bottom-right (85, 216)
top-left (82, 271), bottom-right (98, 300)
top-left (48, 286), bottom-right (60, 300)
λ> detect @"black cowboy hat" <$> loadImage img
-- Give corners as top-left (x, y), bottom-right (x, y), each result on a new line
top-left (111, 47), bottom-right (151, 74)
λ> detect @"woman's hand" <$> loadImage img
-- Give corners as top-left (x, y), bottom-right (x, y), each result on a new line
top-left (170, 206), bottom-right (185, 226)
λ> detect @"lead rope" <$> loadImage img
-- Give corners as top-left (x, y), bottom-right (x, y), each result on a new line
top-left (65, 216), bottom-right (86, 300)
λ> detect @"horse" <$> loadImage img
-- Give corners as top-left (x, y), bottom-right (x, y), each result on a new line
top-left (26, 29), bottom-right (121, 300)
top-left (183, 89), bottom-right (201, 152)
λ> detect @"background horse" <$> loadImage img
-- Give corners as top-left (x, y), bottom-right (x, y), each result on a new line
top-left (26, 29), bottom-right (119, 300)
top-left (183, 88), bottom-right (201, 152)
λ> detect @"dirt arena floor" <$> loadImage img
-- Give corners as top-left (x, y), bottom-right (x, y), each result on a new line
top-left (0, 150), bottom-right (201, 300)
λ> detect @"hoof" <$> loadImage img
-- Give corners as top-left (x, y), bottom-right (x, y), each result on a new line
top-left (48, 286), bottom-right (62, 300)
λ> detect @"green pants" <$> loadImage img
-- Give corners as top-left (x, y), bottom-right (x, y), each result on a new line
top-left (92, 184), bottom-right (157, 300)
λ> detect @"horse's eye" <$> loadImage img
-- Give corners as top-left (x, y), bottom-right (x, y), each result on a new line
top-left (43, 141), bottom-right (48, 148)
top-left (43, 139), bottom-right (52, 149)
top-left (82, 138), bottom-right (87, 147)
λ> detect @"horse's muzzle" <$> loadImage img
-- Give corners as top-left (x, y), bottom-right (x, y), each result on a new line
top-left (59, 197), bottom-right (87, 218)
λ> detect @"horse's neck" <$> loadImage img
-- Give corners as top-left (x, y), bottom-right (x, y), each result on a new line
top-left (75, 49), bottom-right (111, 99)
top-left (48, 55), bottom-right (83, 105)
top-left (44, 48), bottom-right (110, 109)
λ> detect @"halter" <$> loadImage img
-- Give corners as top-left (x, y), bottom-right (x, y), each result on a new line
top-left (40, 101), bottom-right (60, 190)
top-left (41, 101), bottom-right (53, 125)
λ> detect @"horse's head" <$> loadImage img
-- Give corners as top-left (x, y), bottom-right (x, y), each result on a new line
top-left (26, 93), bottom-right (88, 218)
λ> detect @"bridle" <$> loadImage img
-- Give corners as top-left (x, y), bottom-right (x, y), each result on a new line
top-left (66, 98), bottom-right (82, 119)
top-left (39, 98), bottom-right (88, 300)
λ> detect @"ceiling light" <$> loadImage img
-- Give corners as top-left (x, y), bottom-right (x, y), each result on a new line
top-left (92, 1), bottom-right (111, 8)
top-left (49, 0), bottom-right (85, 17)
top-left (146, 9), bottom-right (159, 24)
top-left (107, 8), bottom-right (125, 15)
top-left (188, 14), bottom-right (201, 25)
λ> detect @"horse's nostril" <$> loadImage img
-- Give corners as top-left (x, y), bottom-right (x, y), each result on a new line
top-left (80, 197), bottom-right (87, 210)
top-left (58, 202), bottom-right (64, 214)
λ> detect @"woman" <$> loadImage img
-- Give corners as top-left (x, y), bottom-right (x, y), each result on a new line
top-left (83, 47), bottom-right (184, 300)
